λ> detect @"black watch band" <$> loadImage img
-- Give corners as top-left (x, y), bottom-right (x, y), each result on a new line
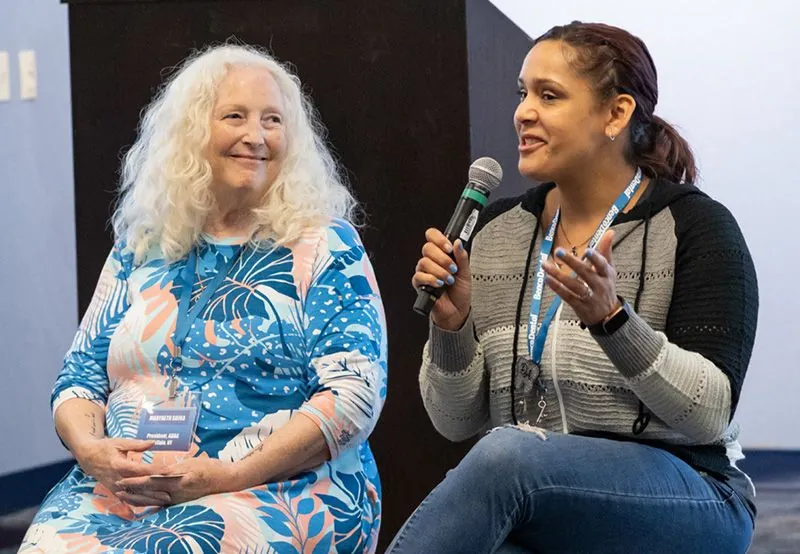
top-left (587, 296), bottom-right (631, 337)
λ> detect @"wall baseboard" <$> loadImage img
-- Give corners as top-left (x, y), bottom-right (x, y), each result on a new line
top-left (738, 449), bottom-right (800, 483)
top-left (0, 459), bottom-right (74, 515)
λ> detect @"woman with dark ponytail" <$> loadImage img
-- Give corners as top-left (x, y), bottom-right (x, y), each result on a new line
top-left (392, 21), bottom-right (757, 553)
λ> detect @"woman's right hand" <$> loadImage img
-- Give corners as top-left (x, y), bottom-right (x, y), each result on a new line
top-left (73, 438), bottom-right (171, 506)
top-left (412, 228), bottom-right (472, 331)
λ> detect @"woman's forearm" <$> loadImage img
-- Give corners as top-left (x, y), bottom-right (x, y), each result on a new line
top-left (594, 310), bottom-right (732, 442)
top-left (231, 413), bottom-right (330, 488)
top-left (54, 398), bottom-right (106, 458)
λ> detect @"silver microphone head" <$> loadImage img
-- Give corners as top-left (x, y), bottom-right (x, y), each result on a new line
top-left (468, 157), bottom-right (503, 195)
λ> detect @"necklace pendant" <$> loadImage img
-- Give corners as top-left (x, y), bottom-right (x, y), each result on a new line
top-left (571, 246), bottom-right (578, 256)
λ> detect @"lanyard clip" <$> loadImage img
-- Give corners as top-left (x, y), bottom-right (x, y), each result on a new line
top-left (170, 346), bottom-right (183, 373)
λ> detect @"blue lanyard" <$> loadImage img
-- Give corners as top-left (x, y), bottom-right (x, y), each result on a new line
top-left (168, 245), bottom-right (243, 396)
top-left (526, 167), bottom-right (643, 366)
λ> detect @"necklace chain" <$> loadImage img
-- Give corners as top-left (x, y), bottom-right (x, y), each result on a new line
top-left (557, 212), bottom-right (593, 255)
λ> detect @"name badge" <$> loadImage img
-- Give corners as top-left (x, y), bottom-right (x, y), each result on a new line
top-left (136, 389), bottom-right (200, 451)
top-left (136, 407), bottom-right (198, 451)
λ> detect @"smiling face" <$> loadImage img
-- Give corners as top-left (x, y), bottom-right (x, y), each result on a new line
top-left (206, 65), bottom-right (288, 198)
top-left (514, 40), bottom-right (615, 183)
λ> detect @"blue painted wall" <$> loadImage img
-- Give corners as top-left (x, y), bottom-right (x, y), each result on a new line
top-left (0, 0), bottom-right (77, 476)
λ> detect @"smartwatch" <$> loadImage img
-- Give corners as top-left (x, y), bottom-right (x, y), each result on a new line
top-left (588, 296), bottom-right (631, 337)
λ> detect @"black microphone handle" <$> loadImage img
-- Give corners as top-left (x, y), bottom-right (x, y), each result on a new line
top-left (413, 195), bottom-right (484, 316)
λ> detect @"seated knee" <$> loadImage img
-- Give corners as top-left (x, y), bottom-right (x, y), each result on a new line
top-left (462, 426), bottom-right (543, 476)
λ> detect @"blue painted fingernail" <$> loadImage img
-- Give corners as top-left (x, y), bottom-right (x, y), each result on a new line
top-left (555, 248), bottom-right (566, 258)
top-left (446, 275), bottom-right (455, 285)
top-left (449, 263), bottom-right (458, 273)
top-left (585, 248), bottom-right (594, 257)
top-left (436, 279), bottom-right (444, 287)
top-left (570, 271), bottom-right (577, 278)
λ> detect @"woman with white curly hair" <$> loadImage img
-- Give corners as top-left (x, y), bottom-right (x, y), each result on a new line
top-left (21, 44), bottom-right (387, 553)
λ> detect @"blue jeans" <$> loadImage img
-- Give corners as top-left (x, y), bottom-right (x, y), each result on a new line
top-left (387, 427), bottom-right (753, 554)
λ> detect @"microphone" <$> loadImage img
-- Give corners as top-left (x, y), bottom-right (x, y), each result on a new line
top-left (413, 157), bottom-right (503, 316)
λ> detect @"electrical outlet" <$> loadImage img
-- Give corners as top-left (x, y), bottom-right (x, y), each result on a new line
top-left (0, 52), bottom-right (9, 102)
top-left (19, 50), bottom-right (37, 100)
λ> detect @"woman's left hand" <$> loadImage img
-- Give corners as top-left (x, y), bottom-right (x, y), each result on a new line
top-left (116, 456), bottom-right (238, 506)
top-left (543, 230), bottom-right (621, 326)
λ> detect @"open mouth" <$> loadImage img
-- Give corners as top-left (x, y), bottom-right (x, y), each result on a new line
top-left (519, 137), bottom-right (546, 153)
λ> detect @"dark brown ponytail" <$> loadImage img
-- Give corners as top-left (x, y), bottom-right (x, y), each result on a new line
top-left (629, 114), bottom-right (696, 184)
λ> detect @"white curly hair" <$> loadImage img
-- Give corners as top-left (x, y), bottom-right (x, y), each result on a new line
top-left (112, 43), bottom-right (356, 262)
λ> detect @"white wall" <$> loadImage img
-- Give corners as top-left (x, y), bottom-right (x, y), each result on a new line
top-left (490, 0), bottom-right (800, 449)
top-left (0, 0), bottom-right (77, 474)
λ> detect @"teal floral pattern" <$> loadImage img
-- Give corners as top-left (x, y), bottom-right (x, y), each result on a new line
top-left (20, 220), bottom-right (386, 553)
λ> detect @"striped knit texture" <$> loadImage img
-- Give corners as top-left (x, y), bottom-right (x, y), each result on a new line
top-left (420, 182), bottom-right (758, 460)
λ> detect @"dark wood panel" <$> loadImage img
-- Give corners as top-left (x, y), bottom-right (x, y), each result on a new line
top-left (466, 0), bottom-right (533, 199)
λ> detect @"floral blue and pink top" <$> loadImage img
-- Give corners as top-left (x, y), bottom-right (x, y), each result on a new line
top-left (21, 219), bottom-right (388, 554)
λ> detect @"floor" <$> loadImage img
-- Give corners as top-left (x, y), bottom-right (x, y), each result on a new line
top-left (746, 477), bottom-right (800, 553)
